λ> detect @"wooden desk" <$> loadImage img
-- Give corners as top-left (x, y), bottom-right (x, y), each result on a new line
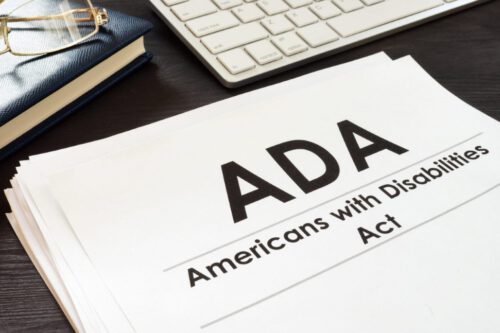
top-left (0, 0), bottom-right (499, 331)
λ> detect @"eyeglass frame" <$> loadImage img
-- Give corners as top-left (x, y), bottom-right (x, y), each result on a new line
top-left (0, 0), bottom-right (109, 56)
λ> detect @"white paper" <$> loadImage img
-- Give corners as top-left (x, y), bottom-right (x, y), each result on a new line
top-left (45, 57), bottom-right (500, 332)
top-left (6, 53), bottom-right (391, 332)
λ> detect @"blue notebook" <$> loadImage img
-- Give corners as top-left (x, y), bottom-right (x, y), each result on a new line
top-left (0, 9), bottom-right (153, 160)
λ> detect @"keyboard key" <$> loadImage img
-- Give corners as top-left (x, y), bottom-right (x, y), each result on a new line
top-left (171, 0), bottom-right (217, 21)
top-left (202, 22), bottom-right (268, 54)
top-left (245, 40), bottom-right (283, 64)
top-left (332, 0), bottom-right (364, 12)
top-left (286, 7), bottom-right (318, 27)
top-left (327, 0), bottom-right (442, 37)
top-left (162, 0), bottom-right (188, 7)
top-left (186, 12), bottom-right (239, 37)
top-left (284, 0), bottom-right (312, 9)
top-left (297, 22), bottom-right (339, 47)
top-left (257, 0), bottom-right (289, 15)
top-left (213, 0), bottom-right (243, 9)
top-left (261, 15), bottom-right (294, 35)
top-left (232, 4), bottom-right (265, 23)
top-left (361, 0), bottom-right (383, 5)
top-left (309, 1), bottom-right (342, 20)
top-left (272, 32), bottom-right (308, 56)
top-left (218, 49), bottom-right (256, 74)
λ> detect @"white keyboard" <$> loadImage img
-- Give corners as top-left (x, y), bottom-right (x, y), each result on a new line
top-left (149, 0), bottom-right (488, 87)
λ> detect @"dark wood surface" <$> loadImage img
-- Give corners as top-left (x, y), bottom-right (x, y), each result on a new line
top-left (1, 0), bottom-right (499, 331)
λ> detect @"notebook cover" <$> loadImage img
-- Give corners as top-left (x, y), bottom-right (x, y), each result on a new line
top-left (0, 7), bottom-right (153, 158)
top-left (0, 52), bottom-right (153, 160)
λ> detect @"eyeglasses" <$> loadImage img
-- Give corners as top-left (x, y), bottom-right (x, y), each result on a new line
top-left (0, 0), bottom-right (109, 57)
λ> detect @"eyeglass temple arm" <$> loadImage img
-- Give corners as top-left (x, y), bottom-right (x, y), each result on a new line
top-left (0, 22), bottom-right (8, 55)
top-left (4, 8), bottom-right (108, 25)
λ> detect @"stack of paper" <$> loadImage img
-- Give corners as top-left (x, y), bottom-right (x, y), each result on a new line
top-left (4, 53), bottom-right (500, 333)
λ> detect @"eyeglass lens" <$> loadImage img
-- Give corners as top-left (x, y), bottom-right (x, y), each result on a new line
top-left (6, 0), bottom-right (97, 55)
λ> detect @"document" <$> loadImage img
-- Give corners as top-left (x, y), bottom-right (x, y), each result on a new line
top-left (6, 53), bottom-right (392, 332)
top-left (38, 56), bottom-right (500, 332)
top-left (5, 53), bottom-right (499, 332)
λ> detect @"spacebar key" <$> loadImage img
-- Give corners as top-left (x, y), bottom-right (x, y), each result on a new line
top-left (202, 23), bottom-right (268, 54)
top-left (327, 0), bottom-right (443, 37)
